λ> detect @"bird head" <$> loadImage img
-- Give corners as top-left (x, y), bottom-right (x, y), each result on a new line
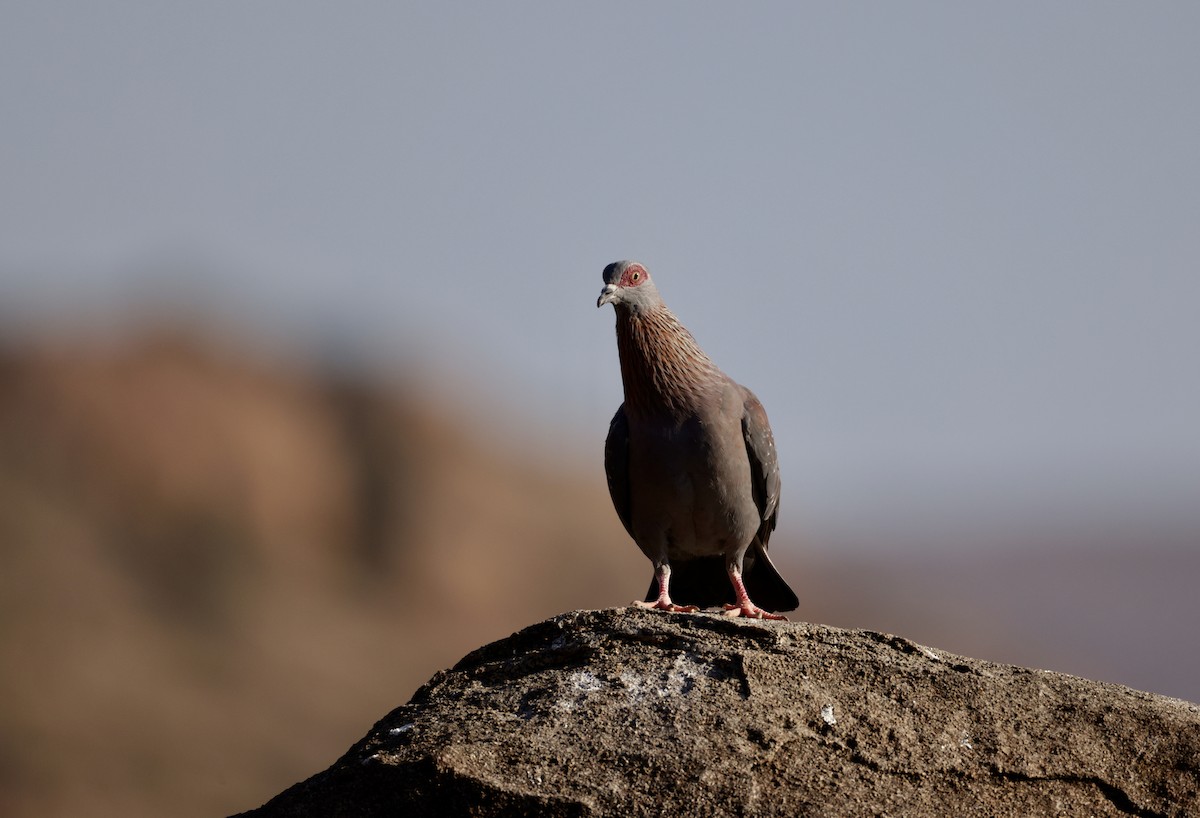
top-left (596, 260), bottom-right (661, 313)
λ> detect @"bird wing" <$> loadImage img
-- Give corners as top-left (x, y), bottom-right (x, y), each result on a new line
top-left (604, 404), bottom-right (635, 539)
top-left (740, 386), bottom-right (780, 547)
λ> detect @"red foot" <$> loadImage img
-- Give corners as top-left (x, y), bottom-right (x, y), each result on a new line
top-left (634, 598), bottom-right (699, 613)
top-left (724, 603), bottom-right (788, 621)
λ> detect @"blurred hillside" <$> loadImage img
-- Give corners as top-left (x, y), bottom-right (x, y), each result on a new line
top-left (0, 327), bottom-right (646, 817)
top-left (0, 327), bottom-right (1196, 818)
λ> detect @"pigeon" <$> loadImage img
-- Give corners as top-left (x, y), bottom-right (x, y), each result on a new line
top-left (597, 260), bottom-right (799, 620)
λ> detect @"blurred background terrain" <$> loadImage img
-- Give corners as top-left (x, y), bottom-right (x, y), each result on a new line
top-left (2, 4), bottom-right (1198, 817)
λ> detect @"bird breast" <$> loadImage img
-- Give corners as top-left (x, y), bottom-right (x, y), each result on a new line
top-left (626, 411), bottom-right (759, 560)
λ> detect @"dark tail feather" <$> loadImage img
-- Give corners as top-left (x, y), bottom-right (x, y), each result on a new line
top-left (743, 543), bottom-right (799, 613)
top-left (644, 543), bottom-right (799, 613)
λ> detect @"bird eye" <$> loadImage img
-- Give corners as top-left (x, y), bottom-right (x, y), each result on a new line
top-left (631, 271), bottom-right (641, 282)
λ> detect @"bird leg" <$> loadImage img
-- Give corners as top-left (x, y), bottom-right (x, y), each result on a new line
top-left (633, 563), bottom-right (699, 613)
top-left (723, 565), bottom-right (788, 620)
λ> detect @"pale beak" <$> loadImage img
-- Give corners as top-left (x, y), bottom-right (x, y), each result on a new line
top-left (597, 284), bottom-right (618, 308)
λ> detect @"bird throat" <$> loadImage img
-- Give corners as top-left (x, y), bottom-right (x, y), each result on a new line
top-left (616, 307), bottom-right (719, 418)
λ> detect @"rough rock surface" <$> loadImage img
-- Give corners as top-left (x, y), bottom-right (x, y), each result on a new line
top-left (235, 608), bottom-right (1200, 817)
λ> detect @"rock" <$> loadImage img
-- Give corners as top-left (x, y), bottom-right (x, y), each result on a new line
top-left (234, 608), bottom-right (1200, 817)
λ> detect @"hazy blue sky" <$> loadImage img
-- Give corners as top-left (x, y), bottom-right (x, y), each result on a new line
top-left (3, 3), bottom-right (1198, 545)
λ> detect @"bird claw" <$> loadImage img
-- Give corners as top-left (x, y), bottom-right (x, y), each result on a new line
top-left (724, 603), bottom-right (788, 621)
top-left (633, 599), bottom-right (700, 613)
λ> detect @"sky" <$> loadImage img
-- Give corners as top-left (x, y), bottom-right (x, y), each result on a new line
top-left (3, 3), bottom-right (1198, 547)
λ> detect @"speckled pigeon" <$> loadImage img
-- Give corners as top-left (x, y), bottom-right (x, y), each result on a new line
top-left (597, 260), bottom-right (799, 620)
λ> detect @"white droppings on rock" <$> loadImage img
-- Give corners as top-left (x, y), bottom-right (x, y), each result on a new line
top-left (557, 669), bottom-right (606, 711)
top-left (614, 647), bottom-right (705, 705)
top-left (820, 704), bottom-right (837, 726)
top-left (571, 669), bottom-right (604, 692)
top-left (921, 646), bottom-right (941, 661)
top-left (663, 653), bottom-right (706, 696)
top-left (388, 723), bottom-right (415, 736)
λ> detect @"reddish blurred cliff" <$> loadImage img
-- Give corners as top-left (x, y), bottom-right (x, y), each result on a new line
top-left (0, 328), bottom-right (647, 818)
